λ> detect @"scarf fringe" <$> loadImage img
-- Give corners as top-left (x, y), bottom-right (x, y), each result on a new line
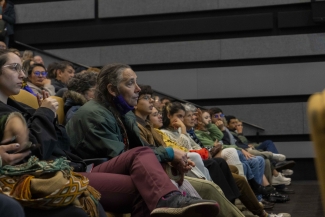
top-left (10, 175), bottom-right (33, 200)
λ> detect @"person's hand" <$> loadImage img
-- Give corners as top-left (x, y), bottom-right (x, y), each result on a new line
top-left (40, 97), bottom-right (59, 115)
top-left (215, 120), bottom-right (225, 131)
top-left (171, 148), bottom-right (193, 173)
top-left (171, 118), bottom-right (186, 134)
top-left (0, 140), bottom-right (31, 166)
top-left (241, 149), bottom-right (254, 159)
top-left (248, 144), bottom-right (254, 149)
top-left (42, 79), bottom-right (51, 85)
top-left (36, 90), bottom-right (49, 106)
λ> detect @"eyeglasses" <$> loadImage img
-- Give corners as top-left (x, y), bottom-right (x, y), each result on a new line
top-left (214, 114), bottom-right (225, 118)
top-left (152, 112), bottom-right (162, 116)
top-left (34, 71), bottom-right (48, 77)
top-left (140, 95), bottom-right (153, 101)
top-left (3, 63), bottom-right (25, 74)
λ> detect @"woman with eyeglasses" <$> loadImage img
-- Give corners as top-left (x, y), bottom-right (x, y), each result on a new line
top-left (26, 63), bottom-right (55, 96)
top-left (0, 50), bottom-right (106, 217)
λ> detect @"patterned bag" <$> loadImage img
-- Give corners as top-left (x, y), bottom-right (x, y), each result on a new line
top-left (0, 156), bottom-right (101, 217)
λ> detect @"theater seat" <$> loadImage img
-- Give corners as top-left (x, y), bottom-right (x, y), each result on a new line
top-left (49, 96), bottom-right (65, 125)
top-left (9, 89), bottom-right (39, 109)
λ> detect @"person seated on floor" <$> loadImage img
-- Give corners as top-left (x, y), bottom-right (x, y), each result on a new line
top-left (26, 63), bottom-right (55, 96)
top-left (63, 71), bottom-right (97, 124)
top-left (134, 85), bottom-right (242, 204)
top-left (47, 61), bottom-right (75, 93)
top-left (236, 119), bottom-right (295, 176)
top-left (225, 114), bottom-right (293, 186)
top-left (33, 55), bottom-right (44, 65)
top-left (65, 63), bottom-right (220, 217)
top-left (149, 106), bottom-right (290, 217)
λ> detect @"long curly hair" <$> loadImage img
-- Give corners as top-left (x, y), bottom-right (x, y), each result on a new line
top-left (95, 63), bottom-right (130, 107)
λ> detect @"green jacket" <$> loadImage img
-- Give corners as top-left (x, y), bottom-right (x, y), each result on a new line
top-left (195, 124), bottom-right (241, 150)
top-left (66, 100), bottom-right (171, 162)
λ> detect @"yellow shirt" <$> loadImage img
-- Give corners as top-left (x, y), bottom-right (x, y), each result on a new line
top-left (154, 128), bottom-right (189, 152)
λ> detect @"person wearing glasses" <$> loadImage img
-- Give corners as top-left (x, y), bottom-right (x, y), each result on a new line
top-left (26, 63), bottom-right (55, 96)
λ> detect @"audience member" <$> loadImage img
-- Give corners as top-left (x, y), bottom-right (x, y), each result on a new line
top-left (63, 71), bottom-right (97, 123)
top-left (22, 59), bottom-right (34, 76)
top-left (161, 97), bottom-right (171, 106)
top-left (48, 61), bottom-right (75, 92)
top-left (26, 63), bottom-right (55, 96)
top-left (8, 48), bottom-right (19, 56)
top-left (33, 55), bottom-right (44, 65)
top-left (66, 63), bottom-right (220, 217)
top-left (22, 50), bottom-right (33, 62)
top-left (153, 95), bottom-right (162, 110)
top-left (0, 0), bottom-right (15, 47)
top-left (86, 67), bottom-right (101, 73)
top-left (236, 119), bottom-right (295, 176)
top-left (225, 114), bottom-right (292, 186)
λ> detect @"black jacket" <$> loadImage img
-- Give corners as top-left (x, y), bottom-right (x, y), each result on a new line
top-left (2, 1), bottom-right (15, 35)
top-left (0, 98), bottom-right (70, 160)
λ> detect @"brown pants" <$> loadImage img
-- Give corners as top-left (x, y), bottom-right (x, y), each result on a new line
top-left (229, 165), bottom-right (264, 216)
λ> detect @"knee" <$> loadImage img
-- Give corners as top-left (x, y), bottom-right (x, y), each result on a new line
top-left (229, 165), bottom-right (238, 174)
top-left (129, 146), bottom-right (155, 158)
top-left (0, 195), bottom-right (24, 217)
top-left (187, 152), bottom-right (202, 161)
top-left (264, 140), bottom-right (273, 145)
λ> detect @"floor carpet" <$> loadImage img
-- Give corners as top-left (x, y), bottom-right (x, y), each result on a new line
top-left (268, 181), bottom-right (324, 217)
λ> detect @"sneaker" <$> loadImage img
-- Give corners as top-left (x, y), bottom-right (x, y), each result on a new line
top-left (265, 192), bottom-right (290, 203)
top-left (272, 154), bottom-right (286, 162)
top-left (272, 173), bottom-right (291, 185)
top-left (268, 213), bottom-right (291, 217)
top-left (151, 192), bottom-right (220, 217)
top-left (282, 169), bottom-right (293, 176)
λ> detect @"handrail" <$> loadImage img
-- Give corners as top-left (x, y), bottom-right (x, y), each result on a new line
top-left (15, 41), bottom-right (90, 69)
top-left (15, 41), bottom-right (265, 132)
top-left (242, 121), bottom-right (265, 131)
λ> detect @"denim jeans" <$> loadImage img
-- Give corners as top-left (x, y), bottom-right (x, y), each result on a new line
top-left (237, 150), bottom-right (265, 184)
top-left (256, 140), bottom-right (279, 154)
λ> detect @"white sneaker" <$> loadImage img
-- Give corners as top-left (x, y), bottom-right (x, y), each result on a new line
top-left (268, 213), bottom-right (291, 217)
top-left (272, 154), bottom-right (286, 162)
top-left (272, 173), bottom-right (291, 185)
top-left (282, 169), bottom-right (293, 176)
